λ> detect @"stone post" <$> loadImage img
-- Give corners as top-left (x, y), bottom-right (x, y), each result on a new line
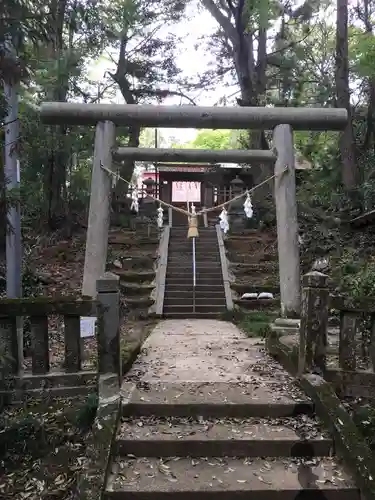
top-left (228, 176), bottom-right (246, 233)
top-left (273, 124), bottom-right (300, 317)
top-left (142, 177), bottom-right (157, 219)
top-left (143, 177), bottom-right (156, 198)
top-left (298, 271), bottom-right (329, 375)
top-left (203, 183), bottom-right (213, 228)
top-left (82, 121), bottom-right (116, 298)
top-left (96, 273), bottom-right (121, 379)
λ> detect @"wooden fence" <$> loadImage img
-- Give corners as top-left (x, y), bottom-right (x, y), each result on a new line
top-left (0, 272), bottom-right (121, 402)
top-left (298, 271), bottom-right (375, 397)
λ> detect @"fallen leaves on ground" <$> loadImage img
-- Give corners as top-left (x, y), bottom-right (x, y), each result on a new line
top-left (0, 396), bottom-right (95, 500)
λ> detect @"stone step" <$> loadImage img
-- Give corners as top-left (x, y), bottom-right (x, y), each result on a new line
top-left (167, 263), bottom-right (222, 270)
top-left (165, 284), bottom-right (224, 292)
top-left (105, 456), bottom-right (358, 500)
top-left (169, 242), bottom-right (218, 246)
top-left (167, 266), bottom-right (222, 273)
top-left (171, 230), bottom-right (216, 234)
top-left (170, 234), bottom-right (217, 239)
top-left (168, 256), bottom-right (221, 263)
top-left (164, 286), bottom-right (225, 299)
top-left (163, 311), bottom-right (224, 319)
top-left (113, 269), bottom-right (155, 282)
top-left (163, 304), bottom-right (226, 314)
top-left (114, 416), bottom-right (332, 458)
top-left (166, 272), bottom-right (223, 279)
top-left (166, 277), bottom-right (223, 285)
top-left (169, 240), bottom-right (219, 245)
top-left (168, 244), bottom-right (220, 250)
top-left (164, 297), bottom-right (226, 306)
top-left (168, 249), bottom-right (220, 256)
top-left (121, 382), bottom-right (314, 419)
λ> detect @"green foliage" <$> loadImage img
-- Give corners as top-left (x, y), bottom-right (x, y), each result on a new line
top-left (173, 129), bottom-right (246, 150)
top-left (352, 404), bottom-right (375, 451)
top-left (0, 394), bottom-right (98, 465)
top-left (339, 251), bottom-right (375, 299)
top-left (232, 310), bottom-right (276, 337)
top-left (74, 393), bottom-right (99, 430)
top-left (349, 27), bottom-right (375, 78)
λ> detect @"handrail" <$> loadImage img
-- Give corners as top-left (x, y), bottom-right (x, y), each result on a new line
top-left (154, 226), bottom-right (170, 316)
top-left (216, 224), bottom-right (234, 310)
top-left (192, 237), bottom-right (196, 313)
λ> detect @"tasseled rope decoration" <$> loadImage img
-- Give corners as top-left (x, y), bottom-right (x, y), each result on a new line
top-left (219, 208), bottom-right (229, 234)
top-left (157, 205), bottom-right (164, 228)
top-left (243, 192), bottom-right (253, 219)
top-left (130, 187), bottom-right (139, 213)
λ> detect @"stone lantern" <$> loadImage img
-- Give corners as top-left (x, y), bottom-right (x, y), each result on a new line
top-left (227, 175), bottom-right (246, 233)
top-left (143, 177), bottom-right (156, 199)
top-left (141, 177), bottom-right (157, 218)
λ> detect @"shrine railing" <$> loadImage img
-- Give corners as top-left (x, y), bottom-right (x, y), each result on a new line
top-left (0, 273), bottom-right (121, 403)
top-left (279, 271), bottom-right (375, 399)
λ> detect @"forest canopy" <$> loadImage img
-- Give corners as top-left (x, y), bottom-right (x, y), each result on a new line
top-left (1, 0), bottom-right (374, 233)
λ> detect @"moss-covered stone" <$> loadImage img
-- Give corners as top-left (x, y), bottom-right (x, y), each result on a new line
top-left (76, 375), bottom-right (121, 500)
top-left (266, 334), bottom-right (375, 500)
top-left (0, 297), bottom-right (96, 316)
top-left (119, 282), bottom-right (154, 296)
top-left (300, 373), bottom-right (375, 500)
top-left (125, 297), bottom-right (154, 309)
top-left (114, 270), bottom-right (155, 283)
top-left (233, 298), bottom-right (280, 311)
top-left (108, 234), bottom-right (158, 246)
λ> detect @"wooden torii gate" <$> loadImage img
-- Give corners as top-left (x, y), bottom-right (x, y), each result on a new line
top-left (39, 103), bottom-right (348, 318)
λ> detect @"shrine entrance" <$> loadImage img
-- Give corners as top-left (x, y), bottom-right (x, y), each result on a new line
top-left (157, 163), bottom-right (214, 226)
top-left (155, 162), bottom-right (254, 226)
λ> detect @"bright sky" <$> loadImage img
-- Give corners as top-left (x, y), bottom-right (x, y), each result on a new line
top-left (87, 0), bottom-right (338, 146)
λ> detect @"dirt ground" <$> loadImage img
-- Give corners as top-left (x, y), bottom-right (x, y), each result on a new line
top-left (0, 394), bottom-right (97, 500)
top-left (0, 227), bottom-right (156, 499)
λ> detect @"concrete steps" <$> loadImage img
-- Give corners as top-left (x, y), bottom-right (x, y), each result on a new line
top-left (106, 456), bottom-right (357, 500)
top-left (165, 277), bottom-right (223, 285)
top-left (114, 416), bottom-right (333, 458)
top-left (163, 227), bottom-right (227, 318)
top-left (163, 304), bottom-right (225, 315)
top-left (164, 296), bottom-right (226, 306)
top-left (105, 381), bottom-right (359, 500)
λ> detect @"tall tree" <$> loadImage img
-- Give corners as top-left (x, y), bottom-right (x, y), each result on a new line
top-left (335, 0), bottom-right (358, 191)
top-left (105, 0), bottom-right (190, 192)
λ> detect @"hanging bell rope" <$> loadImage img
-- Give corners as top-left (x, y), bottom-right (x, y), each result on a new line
top-left (187, 203), bottom-right (199, 239)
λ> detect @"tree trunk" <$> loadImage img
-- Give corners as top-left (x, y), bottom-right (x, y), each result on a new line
top-left (44, 0), bottom-right (69, 229)
top-left (335, 0), bottom-right (358, 192)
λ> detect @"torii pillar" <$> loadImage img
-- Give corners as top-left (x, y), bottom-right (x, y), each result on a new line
top-left (82, 121), bottom-right (116, 298)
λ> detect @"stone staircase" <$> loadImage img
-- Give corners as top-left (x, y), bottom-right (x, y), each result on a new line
top-left (101, 316), bottom-right (360, 500)
top-left (163, 226), bottom-right (227, 318)
top-left (105, 381), bottom-right (359, 499)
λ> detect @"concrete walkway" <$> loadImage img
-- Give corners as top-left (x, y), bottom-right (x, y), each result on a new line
top-left (123, 319), bottom-right (307, 403)
top-left (108, 319), bottom-right (358, 499)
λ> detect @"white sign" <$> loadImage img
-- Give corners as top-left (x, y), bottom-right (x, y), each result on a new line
top-left (80, 316), bottom-right (97, 338)
top-left (172, 181), bottom-right (201, 202)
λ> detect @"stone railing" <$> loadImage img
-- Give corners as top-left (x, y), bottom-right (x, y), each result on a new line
top-left (0, 272), bottom-right (121, 402)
